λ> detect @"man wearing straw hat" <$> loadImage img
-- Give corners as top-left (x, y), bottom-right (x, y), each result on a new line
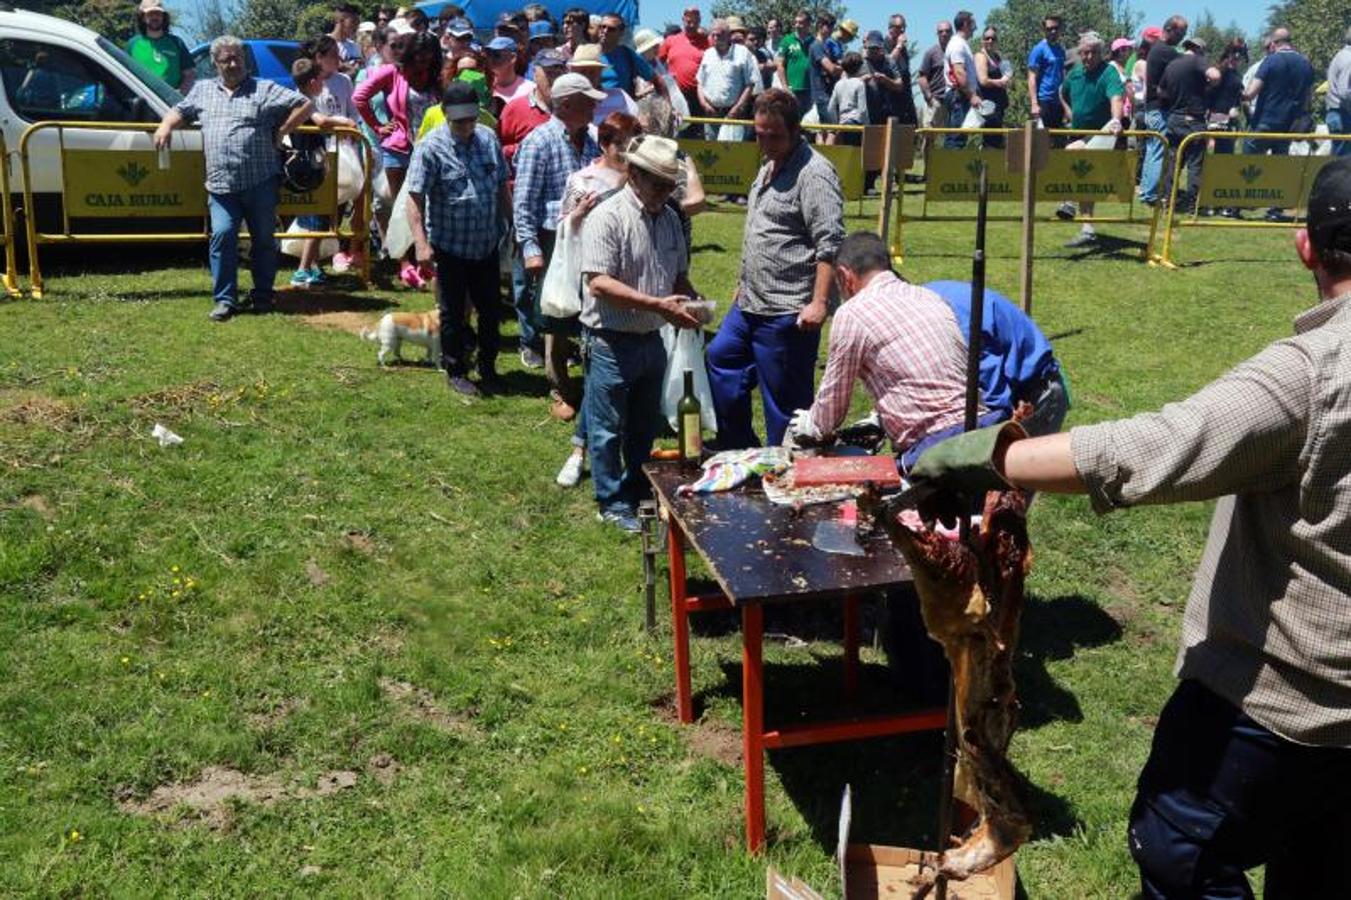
top-left (579, 135), bottom-right (705, 532)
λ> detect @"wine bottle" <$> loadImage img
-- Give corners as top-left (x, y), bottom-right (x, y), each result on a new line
top-left (677, 369), bottom-right (702, 465)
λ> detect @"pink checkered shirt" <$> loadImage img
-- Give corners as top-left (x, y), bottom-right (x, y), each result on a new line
top-left (809, 271), bottom-right (972, 450)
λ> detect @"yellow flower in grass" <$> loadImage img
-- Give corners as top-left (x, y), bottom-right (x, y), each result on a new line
top-left (67, 829), bottom-right (82, 842)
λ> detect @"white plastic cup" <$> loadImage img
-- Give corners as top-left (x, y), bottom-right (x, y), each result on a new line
top-left (157, 146), bottom-right (171, 170)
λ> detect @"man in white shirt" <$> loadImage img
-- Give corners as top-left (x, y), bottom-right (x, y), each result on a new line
top-left (943, 9), bottom-right (979, 147)
top-left (1327, 28), bottom-right (1351, 157)
top-left (696, 18), bottom-right (759, 137)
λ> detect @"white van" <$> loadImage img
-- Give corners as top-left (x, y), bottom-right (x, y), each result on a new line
top-left (0, 6), bottom-right (198, 230)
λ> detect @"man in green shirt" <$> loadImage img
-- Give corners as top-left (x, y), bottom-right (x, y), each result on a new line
top-left (1058, 31), bottom-right (1123, 247)
top-left (127, 0), bottom-right (195, 92)
top-left (775, 10), bottom-right (814, 118)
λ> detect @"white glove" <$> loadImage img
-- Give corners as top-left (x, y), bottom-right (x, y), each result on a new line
top-left (785, 408), bottom-right (824, 448)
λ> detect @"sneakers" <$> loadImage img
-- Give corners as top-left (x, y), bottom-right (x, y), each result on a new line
top-left (307, 267), bottom-right (326, 287)
top-left (289, 268), bottom-right (325, 288)
top-left (209, 300), bottom-right (236, 321)
top-left (331, 251), bottom-right (353, 273)
top-left (447, 374), bottom-right (480, 397)
top-left (520, 347), bottom-right (545, 369)
top-left (1055, 201), bottom-right (1078, 221)
top-left (597, 507), bottom-right (640, 533)
top-left (556, 451), bottom-right (584, 487)
top-left (249, 295), bottom-right (275, 315)
top-left (1064, 230), bottom-right (1097, 249)
top-left (399, 263), bottom-right (429, 290)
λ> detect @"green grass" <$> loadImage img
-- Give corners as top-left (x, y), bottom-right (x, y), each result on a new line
top-left (0, 196), bottom-right (1304, 896)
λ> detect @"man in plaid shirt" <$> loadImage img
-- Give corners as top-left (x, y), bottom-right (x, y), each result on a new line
top-left (154, 35), bottom-right (312, 321)
top-left (787, 231), bottom-right (984, 466)
top-left (908, 156), bottom-right (1351, 896)
top-left (407, 82), bottom-right (510, 398)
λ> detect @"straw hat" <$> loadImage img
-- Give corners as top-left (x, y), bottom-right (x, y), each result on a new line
top-left (835, 19), bottom-right (858, 40)
top-left (634, 27), bottom-right (662, 55)
top-left (725, 16), bottom-right (747, 34)
top-left (625, 135), bottom-right (681, 183)
top-left (568, 43), bottom-right (610, 69)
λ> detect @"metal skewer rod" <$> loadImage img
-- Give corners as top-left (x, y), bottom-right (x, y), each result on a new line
top-left (936, 160), bottom-right (990, 900)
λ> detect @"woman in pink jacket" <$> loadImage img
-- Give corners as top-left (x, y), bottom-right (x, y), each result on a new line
top-left (354, 29), bottom-right (442, 287)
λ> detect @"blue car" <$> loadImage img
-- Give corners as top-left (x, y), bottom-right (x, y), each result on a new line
top-left (190, 39), bottom-right (301, 89)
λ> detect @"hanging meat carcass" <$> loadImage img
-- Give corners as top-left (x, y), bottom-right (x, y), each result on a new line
top-left (872, 488), bottom-right (1034, 880)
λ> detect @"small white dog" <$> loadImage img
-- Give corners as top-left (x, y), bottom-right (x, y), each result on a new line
top-left (361, 309), bottom-right (441, 366)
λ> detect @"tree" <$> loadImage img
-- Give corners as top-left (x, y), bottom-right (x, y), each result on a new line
top-left (1266, 0), bottom-right (1344, 72)
top-left (986, 0), bottom-right (1140, 121)
top-left (1190, 9), bottom-right (1246, 57)
top-left (234, 0), bottom-right (307, 39)
top-left (193, 0), bottom-right (239, 42)
top-left (53, 0), bottom-right (138, 43)
top-left (708, 0), bottom-right (848, 32)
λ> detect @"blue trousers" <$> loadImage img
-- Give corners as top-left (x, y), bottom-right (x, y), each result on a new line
top-left (208, 177), bottom-right (279, 308)
top-left (1129, 679), bottom-right (1351, 899)
top-left (944, 93), bottom-right (970, 148)
top-left (1327, 109), bottom-right (1351, 157)
top-left (512, 246), bottom-right (542, 354)
top-left (582, 329), bottom-right (665, 514)
top-left (1241, 120), bottom-right (1293, 157)
top-left (705, 304), bottom-right (820, 448)
top-left (1139, 108), bottom-right (1168, 203)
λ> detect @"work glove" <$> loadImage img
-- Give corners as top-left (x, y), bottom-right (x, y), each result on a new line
top-left (784, 408), bottom-right (825, 449)
top-left (906, 421), bottom-right (1026, 525)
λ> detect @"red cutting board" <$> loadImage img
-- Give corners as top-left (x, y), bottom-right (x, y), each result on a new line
top-left (794, 455), bottom-right (902, 487)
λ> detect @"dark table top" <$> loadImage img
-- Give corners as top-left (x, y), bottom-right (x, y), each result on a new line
top-left (645, 461), bottom-right (912, 606)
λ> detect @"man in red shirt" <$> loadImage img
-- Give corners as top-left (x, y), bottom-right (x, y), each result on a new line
top-left (500, 48), bottom-right (568, 178)
top-left (660, 5), bottom-right (709, 135)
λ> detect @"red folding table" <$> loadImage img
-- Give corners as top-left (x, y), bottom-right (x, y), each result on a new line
top-left (645, 462), bottom-right (948, 853)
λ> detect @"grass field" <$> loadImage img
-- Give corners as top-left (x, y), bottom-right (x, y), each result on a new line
top-left (0, 195), bottom-right (1307, 896)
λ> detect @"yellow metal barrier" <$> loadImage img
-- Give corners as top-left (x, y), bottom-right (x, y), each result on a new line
top-left (887, 127), bottom-right (1164, 265)
top-left (0, 132), bottom-right (21, 297)
top-left (679, 115), bottom-right (873, 200)
top-left (19, 121), bottom-right (374, 298)
top-left (1154, 129), bottom-right (1351, 268)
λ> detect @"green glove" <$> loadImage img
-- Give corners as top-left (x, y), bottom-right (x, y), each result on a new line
top-left (908, 421), bottom-right (1027, 496)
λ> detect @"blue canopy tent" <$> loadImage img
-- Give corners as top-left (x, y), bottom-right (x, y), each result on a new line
top-left (414, 0), bottom-right (640, 30)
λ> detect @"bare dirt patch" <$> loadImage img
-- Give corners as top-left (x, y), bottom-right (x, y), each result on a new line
top-left (379, 677), bottom-right (474, 733)
top-left (297, 311), bottom-right (377, 336)
top-left (119, 765), bottom-right (364, 829)
top-left (651, 694), bottom-right (741, 767)
top-left (342, 531), bottom-right (375, 555)
top-left (247, 697), bottom-right (307, 730)
top-left (314, 770), bottom-right (359, 795)
top-left (127, 380), bottom-right (221, 416)
top-left (13, 493), bottom-right (55, 519)
top-left (0, 393), bottom-right (77, 429)
top-left (305, 560), bottom-right (332, 587)
top-left (366, 752), bottom-right (402, 786)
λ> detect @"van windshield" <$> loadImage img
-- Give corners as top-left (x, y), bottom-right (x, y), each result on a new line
top-left (97, 36), bottom-right (181, 107)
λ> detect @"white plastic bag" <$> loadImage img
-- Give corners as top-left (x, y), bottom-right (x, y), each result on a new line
top-left (280, 218), bottom-right (339, 260)
top-left (383, 175), bottom-right (415, 259)
top-left (539, 216), bottom-right (582, 318)
top-left (661, 324), bottom-right (717, 433)
top-left (960, 104), bottom-right (985, 130)
top-left (336, 139), bottom-right (364, 204)
top-left (716, 122), bottom-right (745, 142)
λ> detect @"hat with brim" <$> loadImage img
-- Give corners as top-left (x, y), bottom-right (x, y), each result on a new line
top-left (138, 0), bottom-right (166, 13)
top-left (447, 17), bottom-right (473, 37)
top-left (532, 48), bottom-right (568, 69)
top-left (357, 20), bottom-right (375, 33)
top-left (529, 20), bottom-right (555, 40)
top-left (442, 81), bottom-right (479, 120)
top-left (550, 72), bottom-right (607, 101)
top-left (835, 19), bottom-right (858, 39)
top-left (634, 27), bottom-right (662, 55)
top-left (1110, 37), bottom-right (1133, 53)
top-left (568, 43), bottom-right (609, 69)
top-left (863, 29), bottom-right (884, 49)
top-left (388, 17), bottom-right (415, 35)
top-left (487, 35), bottom-right (518, 52)
top-left (626, 134), bottom-right (681, 183)
top-left (1183, 36), bottom-right (1206, 52)
top-left (1141, 25), bottom-right (1164, 42)
top-left (725, 16), bottom-right (747, 34)
top-left (1308, 157), bottom-right (1351, 251)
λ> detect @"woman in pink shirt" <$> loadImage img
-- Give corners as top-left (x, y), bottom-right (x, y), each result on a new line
top-left (354, 28), bottom-right (442, 287)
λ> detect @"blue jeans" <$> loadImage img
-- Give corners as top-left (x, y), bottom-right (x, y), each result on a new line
top-left (1129, 680), bottom-right (1351, 899)
top-left (582, 329), bottom-right (666, 514)
top-left (208, 177), bottom-right (279, 308)
top-left (1139, 108), bottom-right (1168, 203)
top-left (1327, 109), bottom-right (1351, 157)
top-left (511, 248), bottom-right (541, 353)
top-left (944, 93), bottom-right (970, 148)
top-left (1241, 120), bottom-right (1292, 157)
top-left (705, 304), bottom-right (821, 448)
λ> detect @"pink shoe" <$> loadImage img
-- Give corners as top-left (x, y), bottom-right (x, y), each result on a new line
top-left (399, 263), bottom-right (423, 290)
top-left (331, 251), bottom-right (353, 273)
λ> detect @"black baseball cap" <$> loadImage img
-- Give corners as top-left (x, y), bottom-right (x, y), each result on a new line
top-left (1308, 157), bottom-right (1351, 253)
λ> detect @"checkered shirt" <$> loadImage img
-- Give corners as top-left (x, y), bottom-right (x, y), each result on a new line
top-left (809, 272), bottom-right (972, 449)
top-left (512, 116), bottom-right (600, 260)
top-left (738, 138), bottom-right (844, 316)
top-left (579, 186), bottom-right (687, 334)
top-left (1071, 292), bottom-right (1351, 747)
top-left (174, 76), bottom-right (307, 194)
top-left (406, 123), bottom-right (506, 260)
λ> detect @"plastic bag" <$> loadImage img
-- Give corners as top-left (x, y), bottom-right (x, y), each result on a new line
top-left (539, 216), bottom-right (582, 318)
top-left (716, 122), bottom-right (745, 142)
top-left (336, 139), bottom-right (364, 204)
top-left (280, 218), bottom-right (339, 260)
top-left (383, 175), bottom-right (415, 259)
top-left (660, 324), bottom-right (717, 433)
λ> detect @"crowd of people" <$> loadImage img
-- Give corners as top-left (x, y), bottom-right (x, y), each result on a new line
top-left (147, 5), bottom-right (1351, 530)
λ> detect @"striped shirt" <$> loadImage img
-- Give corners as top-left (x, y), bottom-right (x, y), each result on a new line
top-left (738, 138), bottom-right (844, 316)
top-left (1071, 291), bottom-right (1351, 747)
top-left (809, 272), bottom-right (970, 448)
top-left (174, 76), bottom-right (307, 194)
top-left (406, 123), bottom-right (506, 260)
top-left (579, 186), bottom-right (687, 334)
top-left (512, 116), bottom-right (601, 260)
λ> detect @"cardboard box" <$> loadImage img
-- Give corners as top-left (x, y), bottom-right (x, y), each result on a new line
top-left (767, 786), bottom-right (1016, 900)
